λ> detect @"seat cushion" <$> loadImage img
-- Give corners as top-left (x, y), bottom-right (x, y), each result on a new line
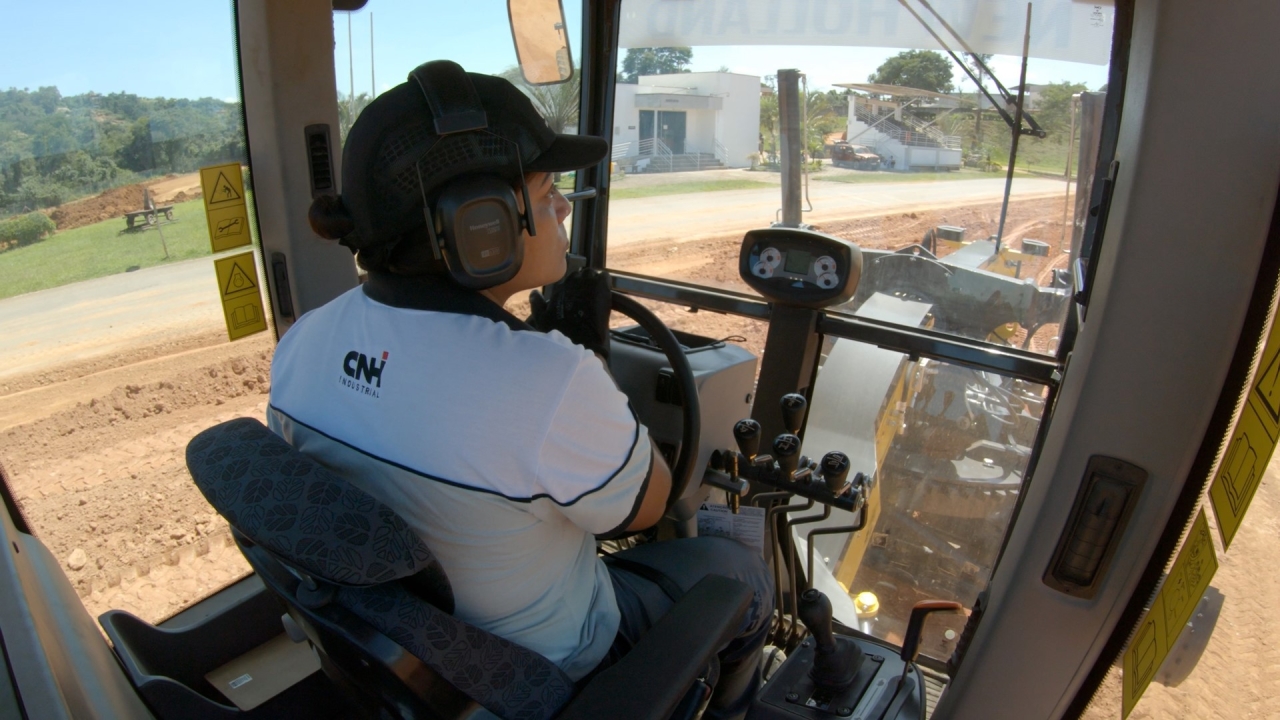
top-left (337, 582), bottom-right (575, 719)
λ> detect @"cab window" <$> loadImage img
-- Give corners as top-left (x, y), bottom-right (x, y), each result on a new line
top-left (602, 0), bottom-right (1115, 663)
top-left (0, 1), bottom-right (260, 622)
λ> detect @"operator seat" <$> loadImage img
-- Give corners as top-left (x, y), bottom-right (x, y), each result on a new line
top-left (186, 417), bottom-right (753, 720)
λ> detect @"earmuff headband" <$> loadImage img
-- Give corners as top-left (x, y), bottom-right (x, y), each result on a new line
top-left (410, 62), bottom-right (488, 136)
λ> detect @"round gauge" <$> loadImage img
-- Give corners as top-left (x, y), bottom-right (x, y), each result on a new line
top-left (760, 247), bottom-right (782, 268)
top-left (815, 255), bottom-right (837, 274)
top-left (817, 272), bottom-right (839, 289)
top-left (753, 260), bottom-right (775, 279)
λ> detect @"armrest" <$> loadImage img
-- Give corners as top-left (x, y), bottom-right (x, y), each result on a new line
top-left (557, 574), bottom-right (753, 720)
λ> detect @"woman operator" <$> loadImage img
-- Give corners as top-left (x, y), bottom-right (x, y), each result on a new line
top-left (273, 61), bottom-right (773, 719)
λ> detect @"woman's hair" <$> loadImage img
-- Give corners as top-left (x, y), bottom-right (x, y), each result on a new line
top-left (308, 194), bottom-right (355, 240)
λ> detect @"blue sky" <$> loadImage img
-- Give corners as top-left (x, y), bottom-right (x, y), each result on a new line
top-left (0, 0), bottom-right (1107, 102)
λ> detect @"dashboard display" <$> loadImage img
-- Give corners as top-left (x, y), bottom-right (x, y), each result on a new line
top-left (739, 227), bottom-right (863, 309)
top-left (784, 249), bottom-right (812, 275)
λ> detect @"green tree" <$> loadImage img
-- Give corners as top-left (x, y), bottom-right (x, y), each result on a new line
top-left (1035, 81), bottom-right (1088, 138)
top-left (868, 50), bottom-right (956, 94)
top-left (337, 92), bottom-right (374, 145)
top-left (759, 92), bottom-right (778, 162)
top-left (803, 91), bottom-right (840, 157)
top-left (619, 47), bottom-right (693, 84)
top-left (965, 53), bottom-right (993, 147)
top-left (117, 118), bottom-right (156, 172)
top-left (502, 69), bottom-right (580, 134)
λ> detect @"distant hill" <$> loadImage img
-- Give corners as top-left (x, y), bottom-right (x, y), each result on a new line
top-left (0, 87), bottom-right (246, 220)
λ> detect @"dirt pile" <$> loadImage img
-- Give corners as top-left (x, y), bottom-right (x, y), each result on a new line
top-left (45, 172), bottom-right (204, 232)
top-left (48, 184), bottom-right (150, 231)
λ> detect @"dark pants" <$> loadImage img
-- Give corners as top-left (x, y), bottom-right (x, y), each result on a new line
top-left (596, 537), bottom-right (774, 720)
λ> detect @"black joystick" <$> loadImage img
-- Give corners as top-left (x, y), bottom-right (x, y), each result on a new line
top-left (773, 433), bottom-right (801, 477)
top-left (733, 419), bottom-right (762, 461)
top-left (780, 393), bottom-right (808, 435)
top-left (797, 588), bottom-right (863, 691)
top-left (819, 451), bottom-right (851, 495)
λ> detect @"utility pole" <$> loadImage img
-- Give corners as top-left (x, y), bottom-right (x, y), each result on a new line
top-left (347, 14), bottom-right (355, 128)
top-left (370, 13), bottom-right (375, 99)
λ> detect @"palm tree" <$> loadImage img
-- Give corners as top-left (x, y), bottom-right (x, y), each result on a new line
top-left (803, 91), bottom-right (839, 158)
top-left (337, 92), bottom-right (373, 144)
top-left (500, 68), bottom-right (580, 134)
top-left (759, 93), bottom-right (779, 163)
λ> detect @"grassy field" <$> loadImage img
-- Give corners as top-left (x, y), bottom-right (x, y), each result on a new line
top-left (0, 197), bottom-right (256, 300)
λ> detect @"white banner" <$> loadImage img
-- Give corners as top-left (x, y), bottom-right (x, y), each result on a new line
top-left (618, 0), bottom-right (1115, 65)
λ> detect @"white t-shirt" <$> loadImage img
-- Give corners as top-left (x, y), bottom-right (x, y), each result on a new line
top-left (267, 279), bottom-right (653, 680)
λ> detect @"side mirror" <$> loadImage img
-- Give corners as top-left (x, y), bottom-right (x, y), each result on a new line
top-left (508, 0), bottom-right (573, 85)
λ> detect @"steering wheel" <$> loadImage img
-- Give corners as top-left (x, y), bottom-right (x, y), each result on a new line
top-left (609, 292), bottom-right (701, 513)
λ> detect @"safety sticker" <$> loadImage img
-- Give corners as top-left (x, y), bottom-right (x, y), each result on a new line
top-left (1210, 311), bottom-right (1280, 549)
top-left (213, 252), bottom-right (268, 341)
top-left (1121, 509), bottom-right (1217, 718)
top-left (200, 163), bottom-right (252, 252)
top-left (697, 503), bottom-right (765, 554)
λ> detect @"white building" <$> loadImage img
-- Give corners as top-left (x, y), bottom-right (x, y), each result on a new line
top-left (613, 72), bottom-right (760, 171)
top-left (838, 84), bottom-right (965, 171)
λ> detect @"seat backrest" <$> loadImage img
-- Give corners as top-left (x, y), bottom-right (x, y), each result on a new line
top-left (187, 418), bottom-right (575, 720)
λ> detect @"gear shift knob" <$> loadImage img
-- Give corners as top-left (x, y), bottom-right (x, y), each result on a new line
top-left (820, 451), bottom-right (851, 494)
top-left (773, 434), bottom-right (801, 477)
top-left (780, 393), bottom-right (807, 435)
top-left (798, 588), bottom-right (862, 691)
top-left (733, 419), bottom-right (762, 460)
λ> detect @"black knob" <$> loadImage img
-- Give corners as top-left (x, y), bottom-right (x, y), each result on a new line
top-left (733, 419), bottom-right (761, 460)
top-left (798, 588), bottom-right (863, 691)
top-left (798, 589), bottom-right (836, 653)
top-left (780, 393), bottom-right (808, 435)
top-left (820, 451), bottom-right (851, 494)
top-left (773, 434), bottom-right (801, 477)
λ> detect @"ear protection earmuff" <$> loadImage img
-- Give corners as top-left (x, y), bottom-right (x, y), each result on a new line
top-left (408, 61), bottom-right (536, 290)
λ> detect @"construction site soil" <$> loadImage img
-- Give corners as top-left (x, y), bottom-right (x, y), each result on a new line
top-left (45, 171), bottom-right (204, 231)
top-left (0, 193), bottom-right (1271, 718)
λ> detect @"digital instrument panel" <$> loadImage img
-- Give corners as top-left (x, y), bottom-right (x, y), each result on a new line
top-left (739, 227), bottom-right (862, 308)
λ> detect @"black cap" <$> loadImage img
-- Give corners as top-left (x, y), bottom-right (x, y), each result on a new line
top-left (335, 62), bottom-right (607, 250)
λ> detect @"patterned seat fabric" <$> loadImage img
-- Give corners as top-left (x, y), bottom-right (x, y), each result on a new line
top-left (186, 418), bottom-right (575, 720)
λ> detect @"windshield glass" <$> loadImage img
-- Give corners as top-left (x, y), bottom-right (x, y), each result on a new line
top-left (606, 0), bottom-right (1114, 357)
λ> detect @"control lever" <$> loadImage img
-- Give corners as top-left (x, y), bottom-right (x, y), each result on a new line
top-left (899, 600), bottom-right (964, 684)
top-left (797, 588), bottom-right (863, 691)
top-left (773, 434), bottom-right (801, 478)
top-left (780, 392), bottom-right (808, 435)
top-left (819, 451), bottom-right (851, 495)
top-left (733, 419), bottom-right (762, 462)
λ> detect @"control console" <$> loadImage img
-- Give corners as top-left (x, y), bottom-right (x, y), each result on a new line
top-left (740, 227), bottom-right (863, 308)
top-left (703, 393), bottom-right (873, 514)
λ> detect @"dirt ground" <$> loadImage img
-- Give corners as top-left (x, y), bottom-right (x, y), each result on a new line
top-left (609, 195), bottom-right (1072, 355)
top-left (45, 171), bottom-right (203, 231)
top-left (1, 191), bottom-right (1268, 717)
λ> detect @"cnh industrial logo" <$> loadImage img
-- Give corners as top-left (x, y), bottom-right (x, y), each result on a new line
top-left (340, 350), bottom-right (388, 398)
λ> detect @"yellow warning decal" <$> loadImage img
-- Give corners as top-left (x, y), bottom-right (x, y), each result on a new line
top-left (1121, 509), bottom-right (1217, 718)
top-left (200, 163), bottom-right (252, 253)
top-left (1210, 312), bottom-right (1280, 549)
top-left (213, 252), bottom-right (268, 341)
